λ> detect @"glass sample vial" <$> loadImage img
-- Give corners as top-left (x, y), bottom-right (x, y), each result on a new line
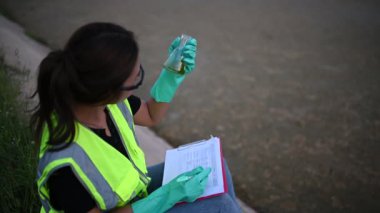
top-left (163, 34), bottom-right (192, 75)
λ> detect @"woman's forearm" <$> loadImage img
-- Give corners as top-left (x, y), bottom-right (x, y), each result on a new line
top-left (146, 98), bottom-right (170, 125)
top-left (133, 98), bottom-right (170, 127)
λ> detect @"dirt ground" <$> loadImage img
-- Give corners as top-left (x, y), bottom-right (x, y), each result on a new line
top-left (1, 0), bottom-right (379, 212)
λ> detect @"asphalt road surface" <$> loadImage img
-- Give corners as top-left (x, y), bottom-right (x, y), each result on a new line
top-left (1, 0), bottom-right (379, 212)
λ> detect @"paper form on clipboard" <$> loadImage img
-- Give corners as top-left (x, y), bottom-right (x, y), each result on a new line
top-left (162, 136), bottom-right (228, 199)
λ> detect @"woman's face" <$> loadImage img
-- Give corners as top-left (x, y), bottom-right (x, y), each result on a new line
top-left (119, 58), bottom-right (142, 100)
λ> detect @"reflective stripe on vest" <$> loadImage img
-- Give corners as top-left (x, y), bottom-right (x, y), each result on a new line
top-left (115, 102), bottom-right (150, 187)
top-left (117, 102), bottom-right (140, 145)
top-left (37, 100), bottom-right (149, 212)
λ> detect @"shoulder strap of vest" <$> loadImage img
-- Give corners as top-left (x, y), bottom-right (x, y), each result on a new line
top-left (116, 101), bottom-right (140, 145)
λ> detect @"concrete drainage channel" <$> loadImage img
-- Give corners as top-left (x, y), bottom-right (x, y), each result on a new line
top-left (0, 15), bottom-right (255, 213)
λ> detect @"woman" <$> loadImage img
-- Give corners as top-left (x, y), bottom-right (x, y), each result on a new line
top-left (32, 22), bottom-right (241, 213)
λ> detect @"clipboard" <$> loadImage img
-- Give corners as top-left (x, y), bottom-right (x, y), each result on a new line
top-left (162, 136), bottom-right (228, 201)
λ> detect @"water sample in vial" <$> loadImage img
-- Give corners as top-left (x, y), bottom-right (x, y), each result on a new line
top-left (163, 34), bottom-right (192, 74)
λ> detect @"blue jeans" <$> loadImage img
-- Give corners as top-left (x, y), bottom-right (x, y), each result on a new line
top-left (147, 159), bottom-right (242, 212)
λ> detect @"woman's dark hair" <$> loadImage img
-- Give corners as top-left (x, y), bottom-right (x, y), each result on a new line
top-left (30, 22), bottom-right (139, 150)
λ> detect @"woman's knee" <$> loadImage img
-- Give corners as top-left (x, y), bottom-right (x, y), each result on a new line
top-left (167, 194), bottom-right (241, 213)
top-left (194, 194), bottom-right (240, 212)
top-left (215, 194), bottom-right (241, 212)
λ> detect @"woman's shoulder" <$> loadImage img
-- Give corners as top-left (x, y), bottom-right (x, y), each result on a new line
top-left (127, 95), bottom-right (141, 115)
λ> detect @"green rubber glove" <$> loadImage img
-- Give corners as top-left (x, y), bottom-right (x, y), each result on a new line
top-left (150, 36), bottom-right (197, 103)
top-left (131, 166), bottom-right (211, 213)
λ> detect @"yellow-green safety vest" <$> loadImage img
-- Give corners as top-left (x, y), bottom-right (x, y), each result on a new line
top-left (36, 99), bottom-right (151, 213)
